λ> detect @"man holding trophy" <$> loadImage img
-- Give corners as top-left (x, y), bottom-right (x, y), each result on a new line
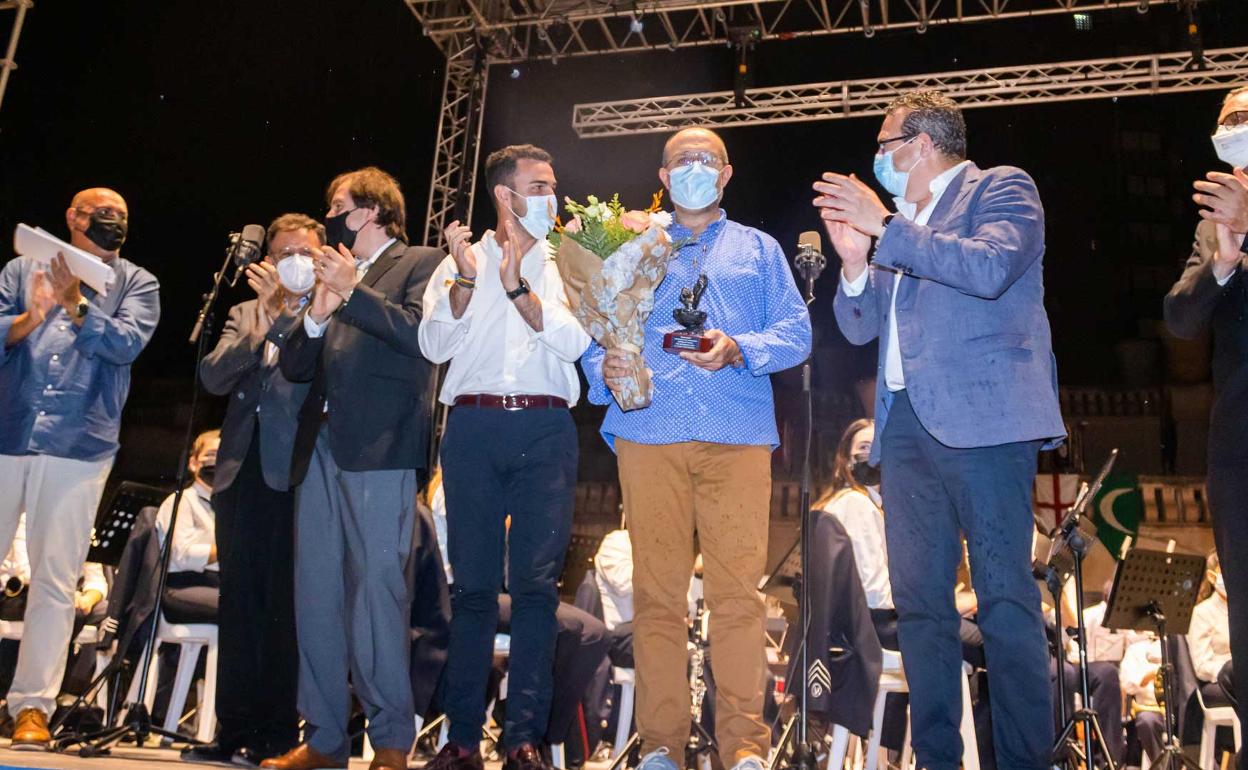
top-left (582, 127), bottom-right (811, 770)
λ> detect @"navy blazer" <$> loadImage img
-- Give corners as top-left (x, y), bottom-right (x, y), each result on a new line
top-left (281, 240), bottom-right (441, 484)
top-left (834, 162), bottom-right (1066, 459)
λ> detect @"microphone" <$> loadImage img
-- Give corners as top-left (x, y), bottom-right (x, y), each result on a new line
top-left (225, 224), bottom-right (266, 287)
top-left (794, 230), bottom-right (826, 304)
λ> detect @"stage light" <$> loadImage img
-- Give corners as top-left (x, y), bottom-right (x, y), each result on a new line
top-left (510, 67), bottom-right (522, 79)
top-left (1073, 12), bottom-right (1092, 30)
top-left (1137, 0), bottom-right (1149, 12)
top-left (629, 15), bottom-right (644, 34)
top-left (917, 18), bottom-right (928, 33)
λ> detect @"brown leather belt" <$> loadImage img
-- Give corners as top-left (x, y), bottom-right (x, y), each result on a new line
top-left (453, 394), bottom-right (569, 411)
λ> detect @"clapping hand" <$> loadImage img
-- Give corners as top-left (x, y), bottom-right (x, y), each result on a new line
top-left (27, 269), bottom-right (57, 323)
top-left (443, 220), bottom-right (476, 278)
top-left (49, 253), bottom-right (86, 321)
top-left (314, 243), bottom-right (358, 296)
top-left (1213, 222), bottom-right (1248, 281)
top-left (1195, 168), bottom-right (1248, 234)
top-left (499, 220), bottom-right (522, 292)
top-left (308, 280), bottom-right (343, 324)
top-left (246, 262), bottom-right (284, 318)
top-left (812, 173), bottom-right (891, 238)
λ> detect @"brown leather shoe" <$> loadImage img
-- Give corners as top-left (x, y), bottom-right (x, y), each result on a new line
top-left (259, 743), bottom-right (345, 770)
top-left (370, 747), bottom-right (410, 770)
top-left (10, 708), bottom-right (50, 751)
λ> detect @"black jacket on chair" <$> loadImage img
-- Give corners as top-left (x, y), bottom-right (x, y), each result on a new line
top-left (788, 509), bottom-right (883, 737)
top-left (280, 240), bottom-right (441, 485)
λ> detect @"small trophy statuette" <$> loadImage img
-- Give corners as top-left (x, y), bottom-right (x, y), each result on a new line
top-left (663, 274), bottom-right (713, 354)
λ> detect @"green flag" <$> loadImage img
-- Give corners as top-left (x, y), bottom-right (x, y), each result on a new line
top-left (1090, 473), bottom-right (1144, 560)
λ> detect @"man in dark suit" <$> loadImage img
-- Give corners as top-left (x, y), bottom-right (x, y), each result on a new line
top-left (815, 89), bottom-right (1066, 770)
top-left (262, 168), bottom-right (439, 770)
top-left (1164, 84), bottom-right (1248, 770)
top-left (182, 214), bottom-right (319, 766)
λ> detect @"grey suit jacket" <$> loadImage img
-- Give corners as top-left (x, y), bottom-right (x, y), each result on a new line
top-left (200, 299), bottom-right (308, 492)
top-left (834, 162), bottom-right (1066, 461)
top-left (1164, 220), bottom-right (1248, 463)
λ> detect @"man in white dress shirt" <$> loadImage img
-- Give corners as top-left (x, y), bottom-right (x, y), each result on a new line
top-left (418, 144), bottom-right (590, 770)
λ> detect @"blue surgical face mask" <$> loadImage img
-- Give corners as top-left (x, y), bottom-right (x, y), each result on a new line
top-left (668, 162), bottom-right (722, 210)
top-left (872, 137), bottom-right (920, 199)
top-left (506, 189), bottom-right (557, 239)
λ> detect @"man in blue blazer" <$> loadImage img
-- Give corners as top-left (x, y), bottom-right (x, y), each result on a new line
top-left (814, 89), bottom-right (1066, 770)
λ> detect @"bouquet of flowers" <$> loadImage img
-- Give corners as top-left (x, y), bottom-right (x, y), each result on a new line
top-left (549, 193), bottom-right (675, 410)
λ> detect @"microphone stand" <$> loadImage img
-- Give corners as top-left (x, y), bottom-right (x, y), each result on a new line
top-left (769, 244), bottom-right (824, 770)
top-left (55, 238), bottom-right (242, 756)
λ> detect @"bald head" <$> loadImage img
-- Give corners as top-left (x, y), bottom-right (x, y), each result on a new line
top-left (66, 187), bottom-right (129, 259)
top-left (662, 128), bottom-right (728, 167)
top-left (71, 187), bottom-right (127, 214)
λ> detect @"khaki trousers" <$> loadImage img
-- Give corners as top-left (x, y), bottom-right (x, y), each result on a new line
top-left (617, 439), bottom-right (771, 764)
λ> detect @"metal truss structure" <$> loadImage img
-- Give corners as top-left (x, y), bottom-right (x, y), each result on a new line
top-left (572, 44), bottom-right (1248, 137)
top-left (402, 0), bottom-right (1181, 246)
top-left (0, 0), bottom-right (31, 119)
top-left (406, 0), bottom-right (1174, 64)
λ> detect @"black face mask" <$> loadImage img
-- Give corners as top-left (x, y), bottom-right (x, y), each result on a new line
top-left (83, 209), bottom-right (128, 251)
top-left (324, 208), bottom-right (360, 252)
top-left (197, 464), bottom-right (216, 487)
top-left (850, 458), bottom-right (880, 487)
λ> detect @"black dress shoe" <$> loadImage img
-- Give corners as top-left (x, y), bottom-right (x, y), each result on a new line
top-left (502, 744), bottom-right (550, 770)
top-left (182, 742), bottom-right (241, 765)
top-left (230, 747), bottom-right (264, 768)
top-left (422, 742), bottom-right (484, 770)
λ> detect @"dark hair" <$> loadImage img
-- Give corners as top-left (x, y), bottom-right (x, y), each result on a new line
top-left (266, 213), bottom-right (325, 252)
top-left (325, 166), bottom-right (407, 241)
top-left (886, 89), bottom-right (967, 160)
top-left (813, 418), bottom-right (875, 509)
top-left (484, 144), bottom-right (553, 194)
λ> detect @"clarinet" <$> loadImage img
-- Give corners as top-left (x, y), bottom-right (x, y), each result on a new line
top-left (690, 598), bottom-right (708, 725)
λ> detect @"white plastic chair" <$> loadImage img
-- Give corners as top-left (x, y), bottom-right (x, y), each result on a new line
top-left (826, 651), bottom-right (979, 770)
top-left (125, 618), bottom-right (218, 743)
top-left (611, 666), bottom-right (636, 759)
top-left (1197, 684), bottom-right (1243, 770)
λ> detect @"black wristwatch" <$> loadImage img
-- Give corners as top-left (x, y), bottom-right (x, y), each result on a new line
top-left (73, 297), bottom-right (90, 319)
top-left (506, 278), bottom-right (531, 301)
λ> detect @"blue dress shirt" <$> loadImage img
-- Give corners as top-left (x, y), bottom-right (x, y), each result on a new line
top-left (582, 210), bottom-right (811, 450)
top-left (0, 254), bottom-right (161, 461)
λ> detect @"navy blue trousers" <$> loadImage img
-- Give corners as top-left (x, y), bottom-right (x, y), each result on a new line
top-left (880, 390), bottom-right (1052, 770)
top-left (440, 406), bottom-right (577, 749)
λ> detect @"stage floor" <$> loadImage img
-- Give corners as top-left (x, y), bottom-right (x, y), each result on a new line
top-left (0, 746), bottom-right (617, 770)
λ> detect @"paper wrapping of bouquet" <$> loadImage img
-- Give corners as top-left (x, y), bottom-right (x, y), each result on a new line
top-left (554, 225), bottom-right (674, 411)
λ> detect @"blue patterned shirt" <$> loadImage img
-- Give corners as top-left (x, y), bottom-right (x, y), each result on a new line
top-left (0, 254), bottom-right (161, 461)
top-left (582, 211), bottom-right (811, 449)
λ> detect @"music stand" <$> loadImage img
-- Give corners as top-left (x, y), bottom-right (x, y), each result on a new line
top-left (86, 482), bottom-right (167, 567)
top-left (1103, 548), bottom-right (1206, 770)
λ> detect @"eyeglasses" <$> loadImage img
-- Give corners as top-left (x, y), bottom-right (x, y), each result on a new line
top-left (876, 133), bottom-right (916, 154)
top-left (272, 246), bottom-right (315, 259)
top-left (1220, 110), bottom-right (1248, 128)
top-left (664, 150), bottom-right (726, 169)
top-left (74, 205), bottom-right (127, 221)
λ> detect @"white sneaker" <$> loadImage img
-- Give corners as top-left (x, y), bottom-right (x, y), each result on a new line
top-left (638, 747), bottom-right (681, 770)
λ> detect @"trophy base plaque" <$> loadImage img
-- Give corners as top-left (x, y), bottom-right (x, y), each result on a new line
top-left (663, 331), bottom-right (713, 354)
